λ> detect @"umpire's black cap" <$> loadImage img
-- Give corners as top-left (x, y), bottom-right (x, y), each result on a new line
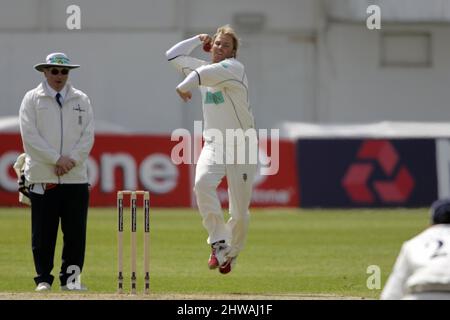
top-left (430, 199), bottom-right (450, 225)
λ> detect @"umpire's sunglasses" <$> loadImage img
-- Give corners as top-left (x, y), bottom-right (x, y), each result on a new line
top-left (49, 68), bottom-right (69, 75)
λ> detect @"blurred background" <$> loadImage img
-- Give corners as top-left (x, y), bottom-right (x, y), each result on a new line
top-left (1, 0), bottom-right (450, 208)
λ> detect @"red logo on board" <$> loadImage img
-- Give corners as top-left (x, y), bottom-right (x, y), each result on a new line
top-left (342, 140), bottom-right (414, 204)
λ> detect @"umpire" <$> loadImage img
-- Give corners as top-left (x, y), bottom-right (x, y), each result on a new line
top-left (19, 52), bottom-right (94, 291)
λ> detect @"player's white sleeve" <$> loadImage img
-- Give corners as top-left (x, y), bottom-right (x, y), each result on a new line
top-left (166, 36), bottom-right (207, 76)
top-left (380, 243), bottom-right (412, 300)
top-left (176, 70), bottom-right (200, 93)
top-left (19, 92), bottom-right (60, 165)
top-left (195, 60), bottom-right (246, 89)
top-left (177, 59), bottom-right (247, 93)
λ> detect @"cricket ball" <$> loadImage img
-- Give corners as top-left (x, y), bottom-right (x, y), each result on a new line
top-left (203, 42), bottom-right (212, 52)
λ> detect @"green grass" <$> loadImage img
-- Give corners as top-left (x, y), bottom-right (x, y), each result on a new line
top-left (0, 207), bottom-right (429, 298)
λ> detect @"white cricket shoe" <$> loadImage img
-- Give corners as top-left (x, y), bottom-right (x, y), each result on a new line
top-left (35, 282), bottom-right (51, 292)
top-left (61, 283), bottom-right (88, 291)
top-left (212, 241), bottom-right (230, 267)
top-left (219, 256), bottom-right (237, 274)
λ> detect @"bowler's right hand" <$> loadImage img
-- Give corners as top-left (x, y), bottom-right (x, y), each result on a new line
top-left (198, 34), bottom-right (212, 47)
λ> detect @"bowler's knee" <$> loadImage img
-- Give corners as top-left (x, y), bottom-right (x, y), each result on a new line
top-left (194, 175), bottom-right (214, 196)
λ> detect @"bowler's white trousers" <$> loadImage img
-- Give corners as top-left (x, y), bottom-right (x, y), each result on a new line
top-left (194, 141), bottom-right (257, 258)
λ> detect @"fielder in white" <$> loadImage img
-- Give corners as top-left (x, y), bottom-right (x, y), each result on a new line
top-left (166, 25), bottom-right (257, 274)
top-left (381, 199), bottom-right (450, 300)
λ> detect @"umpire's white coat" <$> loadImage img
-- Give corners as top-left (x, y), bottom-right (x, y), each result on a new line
top-left (381, 224), bottom-right (450, 300)
top-left (19, 82), bottom-right (94, 184)
top-left (167, 36), bottom-right (257, 258)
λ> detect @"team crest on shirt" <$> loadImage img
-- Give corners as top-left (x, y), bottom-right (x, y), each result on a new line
top-left (205, 91), bottom-right (225, 105)
top-left (73, 104), bottom-right (86, 125)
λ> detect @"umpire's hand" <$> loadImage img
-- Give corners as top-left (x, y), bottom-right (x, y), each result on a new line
top-left (55, 156), bottom-right (76, 176)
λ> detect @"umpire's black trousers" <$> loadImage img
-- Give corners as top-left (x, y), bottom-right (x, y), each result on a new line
top-left (29, 184), bottom-right (89, 286)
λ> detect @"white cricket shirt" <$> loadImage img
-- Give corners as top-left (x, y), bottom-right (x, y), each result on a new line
top-left (166, 36), bottom-right (255, 144)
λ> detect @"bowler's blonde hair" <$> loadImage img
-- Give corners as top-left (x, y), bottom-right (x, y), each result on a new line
top-left (213, 25), bottom-right (239, 58)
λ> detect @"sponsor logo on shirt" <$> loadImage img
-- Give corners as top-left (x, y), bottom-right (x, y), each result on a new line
top-left (205, 91), bottom-right (225, 105)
